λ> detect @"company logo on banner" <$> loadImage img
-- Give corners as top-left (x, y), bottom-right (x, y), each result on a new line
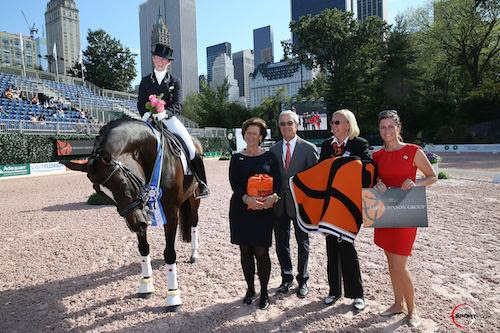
top-left (362, 187), bottom-right (428, 228)
top-left (0, 164), bottom-right (30, 177)
top-left (30, 162), bottom-right (66, 173)
top-left (55, 139), bottom-right (94, 156)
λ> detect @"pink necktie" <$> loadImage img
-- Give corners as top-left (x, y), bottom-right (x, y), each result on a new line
top-left (285, 142), bottom-right (291, 171)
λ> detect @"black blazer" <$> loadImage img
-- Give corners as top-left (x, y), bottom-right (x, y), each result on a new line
top-left (319, 136), bottom-right (372, 162)
top-left (137, 73), bottom-right (182, 117)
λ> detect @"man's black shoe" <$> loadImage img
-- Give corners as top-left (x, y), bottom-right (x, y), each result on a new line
top-left (297, 283), bottom-right (309, 298)
top-left (276, 281), bottom-right (293, 294)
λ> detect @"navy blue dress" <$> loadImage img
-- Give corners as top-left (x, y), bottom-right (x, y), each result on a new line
top-left (229, 151), bottom-right (281, 247)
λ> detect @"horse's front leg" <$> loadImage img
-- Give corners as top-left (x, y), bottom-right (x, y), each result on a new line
top-left (164, 207), bottom-right (181, 311)
top-left (137, 228), bottom-right (154, 296)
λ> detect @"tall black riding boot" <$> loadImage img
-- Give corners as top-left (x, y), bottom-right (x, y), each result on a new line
top-left (191, 153), bottom-right (209, 199)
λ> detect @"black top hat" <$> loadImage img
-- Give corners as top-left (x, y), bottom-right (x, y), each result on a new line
top-left (151, 43), bottom-right (174, 60)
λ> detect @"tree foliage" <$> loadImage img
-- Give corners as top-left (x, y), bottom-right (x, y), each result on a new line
top-left (183, 80), bottom-right (250, 129)
top-left (284, 3), bottom-right (499, 143)
top-left (426, 0), bottom-right (499, 88)
top-left (83, 29), bottom-right (136, 92)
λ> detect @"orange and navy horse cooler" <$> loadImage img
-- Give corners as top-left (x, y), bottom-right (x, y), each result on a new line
top-left (290, 156), bottom-right (376, 243)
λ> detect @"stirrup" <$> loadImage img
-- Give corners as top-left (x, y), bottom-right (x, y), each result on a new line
top-left (194, 182), bottom-right (209, 199)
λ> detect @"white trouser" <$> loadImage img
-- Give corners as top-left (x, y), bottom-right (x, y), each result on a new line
top-left (142, 113), bottom-right (196, 160)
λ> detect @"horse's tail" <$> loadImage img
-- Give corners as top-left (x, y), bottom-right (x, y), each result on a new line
top-left (179, 197), bottom-right (199, 242)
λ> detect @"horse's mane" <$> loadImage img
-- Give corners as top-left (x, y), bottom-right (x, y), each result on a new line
top-left (94, 115), bottom-right (141, 152)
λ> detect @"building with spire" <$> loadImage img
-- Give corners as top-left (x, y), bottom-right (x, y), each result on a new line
top-left (150, 8), bottom-right (171, 53)
top-left (139, 0), bottom-right (199, 101)
top-left (45, 0), bottom-right (81, 75)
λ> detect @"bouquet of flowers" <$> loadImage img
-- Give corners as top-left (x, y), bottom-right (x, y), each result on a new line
top-left (424, 151), bottom-right (442, 164)
top-left (145, 94), bottom-right (166, 114)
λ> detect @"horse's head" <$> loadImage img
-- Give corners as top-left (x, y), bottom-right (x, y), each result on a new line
top-left (64, 119), bottom-right (156, 233)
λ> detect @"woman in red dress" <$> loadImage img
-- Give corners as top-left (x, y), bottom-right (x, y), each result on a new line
top-left (373, 110), bottom-right (437, 328)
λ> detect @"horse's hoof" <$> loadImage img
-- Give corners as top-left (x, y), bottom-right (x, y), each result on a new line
top-left (137, 292), bottom-right (152, 299)
top-left (138, 277), bottom-right (154, 294)
top-left (166, 304), bottom-right (181, 312)
top-left (189, 256), bottom-right (197, 264)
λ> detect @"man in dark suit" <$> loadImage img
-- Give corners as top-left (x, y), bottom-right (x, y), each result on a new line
top-left (137, 43), bottom-right (208, 198)
top-left (270, 110), bottom-right (319, 298)
top-left (319, 109), bottom-right (371, 311)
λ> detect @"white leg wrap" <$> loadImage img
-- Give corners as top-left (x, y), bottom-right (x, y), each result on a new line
top-left (166, 263), bottom-right (182, 306)
top-left (138, 255), bottom-right (154, 294)
top-left (166, 263), bottom-right (178, 290)
top-left (163, 116), bottom-right (196, 160)
top-left (141, 255), bottom-right (153, 278)
top-left (191, 227), bottom-right (199, 255)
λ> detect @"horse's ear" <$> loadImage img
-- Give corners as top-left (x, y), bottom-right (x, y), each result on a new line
top-left (61, 161), bottom-right (88, 173)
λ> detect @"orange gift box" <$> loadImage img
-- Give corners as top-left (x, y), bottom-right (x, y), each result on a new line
top-left (247, 174), bottom-right (273, 197)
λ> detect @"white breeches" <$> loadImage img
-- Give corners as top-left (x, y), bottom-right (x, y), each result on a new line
top-left (164, 116), bottom-right (196, 160)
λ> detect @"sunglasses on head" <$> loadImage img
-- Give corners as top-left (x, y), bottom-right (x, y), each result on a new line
top-left (279, 121), bottom-right (294, 127)
top-left (379, 110), bottom-right (398, 117)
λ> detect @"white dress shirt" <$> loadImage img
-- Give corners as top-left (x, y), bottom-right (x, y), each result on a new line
top-left (282, 135), bottom-right (298, 167)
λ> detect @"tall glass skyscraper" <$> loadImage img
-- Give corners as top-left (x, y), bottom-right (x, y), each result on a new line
top-left (139, 0), bottom-right (198, 100)
top-left (233, 49), bottom-right (254, 102)
top-left (206, 42), bottom-right (231, 83)
top-left (253, 26), bottom-right (274, 67)
top-left (357, 0), bottom-right (387, 21)
top-left (291, 0), bottom-right (353, 44)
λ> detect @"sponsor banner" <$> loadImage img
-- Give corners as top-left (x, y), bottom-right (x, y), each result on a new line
top-left (362, 187), bottom-right (428, 228)
top-left (0, 164), bottom-right (30, 178)
top-left (55, 139), bottom-right (94, 156)
top-left (30, 162), bottom-right (66, 174)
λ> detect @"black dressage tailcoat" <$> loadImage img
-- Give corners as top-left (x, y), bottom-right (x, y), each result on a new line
top-left (137, 72), bottom-right (182, 117)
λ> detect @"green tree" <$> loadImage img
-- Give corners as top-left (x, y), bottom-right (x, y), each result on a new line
top-left (426, 0), bottom-right (499, 88)
top-left (67, 61), bottom-right (83, 78)
top-left (284, 9), bottom-right (387, 116)
top-left (83, 29), bottom-right (136, 91)
top-left (251, 87), bottom-right (290, 140)
top-left (185, 80), bottom-right (251, 128)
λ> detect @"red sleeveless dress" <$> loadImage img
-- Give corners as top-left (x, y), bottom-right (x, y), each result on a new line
top-left (373, 144), bottom-right (419, 256)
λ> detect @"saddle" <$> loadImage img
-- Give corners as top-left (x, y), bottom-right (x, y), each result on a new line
top-left (148, 117), bottom-right (192, 175)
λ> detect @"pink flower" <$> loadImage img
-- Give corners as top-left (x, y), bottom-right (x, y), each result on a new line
top-left (145, 93), bottom-right (166, 114)
top-left (149, 94), bottom-right (158, 103)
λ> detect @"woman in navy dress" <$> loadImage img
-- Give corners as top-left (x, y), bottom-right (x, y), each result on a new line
top-left (229, 117), bottom-right (281, 310)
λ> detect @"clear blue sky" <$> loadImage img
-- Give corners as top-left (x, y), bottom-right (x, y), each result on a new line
top-left (0, 0), bottom-right (427, 86)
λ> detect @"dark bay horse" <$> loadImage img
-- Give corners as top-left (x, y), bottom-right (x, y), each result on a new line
top-left (64, 117), bottom-right (201, 311)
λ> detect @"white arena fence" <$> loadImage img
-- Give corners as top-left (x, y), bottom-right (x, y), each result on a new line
top-left (0, 119), bottom-right (101, 136)
top-left (0, 119), bottom-right (227, 138)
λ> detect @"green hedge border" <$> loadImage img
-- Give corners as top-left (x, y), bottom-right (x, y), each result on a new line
top-left (0, 133), bottom-right (230, 165)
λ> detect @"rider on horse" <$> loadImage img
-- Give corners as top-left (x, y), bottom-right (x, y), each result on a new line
top-left (137, 43), bottom-right (209, 199)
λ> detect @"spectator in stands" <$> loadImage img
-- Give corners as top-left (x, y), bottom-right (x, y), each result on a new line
top-left (4, 87), bottom-right (14, 100)
top-left (29, 113), bottom-right (37, 122)
top-left (31, 96), bottom-right (40, 105)
top-left (137, 42), bottom-right (209, 199)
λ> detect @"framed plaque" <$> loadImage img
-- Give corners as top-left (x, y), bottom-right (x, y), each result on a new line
top-left (362, 187), bottom-right (428, 228)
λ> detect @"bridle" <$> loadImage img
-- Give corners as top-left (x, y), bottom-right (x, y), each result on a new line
top-left (91, 153), bottom-right (151, 219)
